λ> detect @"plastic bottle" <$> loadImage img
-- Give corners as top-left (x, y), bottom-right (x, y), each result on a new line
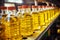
top-left (0, 6), bottom-right (7, 23)
top-left (46, 6), bottom-right (51, 24)
top-left (32, 5), bottom-right (40, 31)
top-left (20, 5), bottom-right (33, 37)
top-left (0, 6), bottom-right (7, 40)
top-left (5, 7), bottom-right (22, 40)
top-left (42, 6), bottom-right (48, 26)
top-left (38, 5), bottom-right (45, 27)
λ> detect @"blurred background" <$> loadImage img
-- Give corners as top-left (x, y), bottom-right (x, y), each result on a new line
top-left (0, 0), bottom-right (60, 40)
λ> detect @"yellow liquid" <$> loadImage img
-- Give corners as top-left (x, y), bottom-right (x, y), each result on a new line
top-left (1, 14), bottom-right (7, 23)
top-left (51, 9), bottom-right (54, 20)
top-left (4, 22), bottom-right (11, 39)
top-left (44, 10), bottom-right (48, 26)
top-left (54, 9), bottom-right (59, 18)
top-left (47, 10), bottom-right (51, 23)
top-left (0, 22), bottom-right (6, 40)
top-left (57, 29), bottom-right (60, 33)
top-left (50, 10), bottom-right (53, 21)
top-left (53, 9), bottom-right (54, 18)
top-left (20, 13), bottom-right (33, 37)
top-left (10, 16), bottom-right (22, 40)
top-left (32, 12), bottom-right (40, 31)
top-left (54, 9), bottom-right (56, 18)
top-left (56, 9), bottom-right (59, 16)
top-left (0, 14), bottom-right (11, 40)
top-left (59, 8), bottom-right (60, 14)
top-left (39, 11), bottom-right (45, 26)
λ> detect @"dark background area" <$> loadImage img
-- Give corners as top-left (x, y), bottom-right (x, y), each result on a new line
top-left (0, 0), bottom-right (60, 7)
top-left (47, 0), bottom-right (60, 7)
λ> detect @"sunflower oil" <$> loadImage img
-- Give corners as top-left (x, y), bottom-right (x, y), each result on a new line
top-left (43, 6), bottom-right (48, 26)
top-left (0, 6), bottom-right (11, 40)
top-left (50, 6), bottom-right (54, 21)
top-left (5, 7), bottom-right (22, 40)
top-left (38, 5), bottom-right (45, 30)
top-left (20, 5), bottom-right (33, 37)
top-left (0, 22), bottom-right (6, 40)
top-left (31, 5), bottom-right (40, 31)
top-left (51, 6), bottom-right (55, 20)
top-left (48, 6), bottom-right (51, 22)
top-left (0, 7), bottom-right (7, 40)
top-left (52, 6), bottom-right (55, 19)
top-left (45, 2), bottom-right (51, 23)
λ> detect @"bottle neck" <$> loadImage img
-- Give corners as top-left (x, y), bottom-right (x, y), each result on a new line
top-left (1, 10), bottom-right (4, 15)
top-left (12, 10), bottom-right (17, 16)
top-left (32, 8), bottom-right (37, 12)
top-left (38, 8), bottom-right (44, 11)
top-left (21, 8), bottom-right (30, 14)
top-left (6, 10), bottom-right (12, 22)
top-left (21, 8), bottom-right (26, 14)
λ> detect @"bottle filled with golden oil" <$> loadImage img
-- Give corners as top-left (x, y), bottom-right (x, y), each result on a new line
top-left (31, 5), bottom-right (40, 31)
top-left (42, 6), bottom-right (48, 26)
top-left (38, 5), bottom-right (46, 29)
top-left (5, 7), bottom-right (22, 40)
top-left (47, 6), bottom-right (51, 23)
top-left (0, 6), bottom-right (11, 40)
top-left (54, 7), bottom-right (58, 17)
top-left (50, 6), bottom-right (54, 20)
top-left (0, 6), bottom-right (7, 40)
top-left (45, 3), bottom-right (51, 23)
top-left (1, 8), bottom-right (11, 40)
top-left (0, 6), bottom-right (7, 23)
top-left (56, 8), bottom-right (60, 16)
top-left (10, 16), bottom-right (22, 40)
top-left (49, 6), bottom-right (54, 21)
top-left (52, 6), bottom-right (55, 19)
top-left (58, 8), bottom-right (60, 15)
top-left (20, 5), bottom-right (33, 37)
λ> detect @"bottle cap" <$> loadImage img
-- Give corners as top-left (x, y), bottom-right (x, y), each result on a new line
top-left (38, 6), bottom-right (42, 8)
top-left (28, 5), bottom-right (31, 8)
top-left (32, 5), bottom-right (37, 8)
top-left (42, 5), bottom-right (46, 8)
top-left (18, 6), bottom-right (22, 9)
top-left (22, 5), bottom-right (28, 8)
top-left (0, 6), bottom-right (7, 10)
top-left (7, 7), bottom-right (16, 10)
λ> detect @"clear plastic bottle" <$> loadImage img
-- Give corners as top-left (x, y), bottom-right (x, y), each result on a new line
top-left (5, 7), bottom-right (22, 40)
top-left (42, 6), bottom-right (48, 26)
top-left (0, 6), bottom-right (7, 23)
top-left (50, 6), bottom-right (54, 20)
top-left (20, 5), bottom-right (33, 37)
top-left (0, 6), bottom-right (11, 40)
top-left (50, 6), bottom-right (54, 21)
top-left (32, 5), bottom-right (40, 31)
top-left (46, 6), bottom-right (51, 24)
top-left (0, 6), bottom-right (7, 40)
top-left (38, 5), bottom-right (45, 27)
top-left (52, 7), bottom-right (54, 19)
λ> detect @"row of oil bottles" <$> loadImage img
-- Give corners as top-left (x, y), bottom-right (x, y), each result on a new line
top-left (0, 5), bottom-right (60, 40)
